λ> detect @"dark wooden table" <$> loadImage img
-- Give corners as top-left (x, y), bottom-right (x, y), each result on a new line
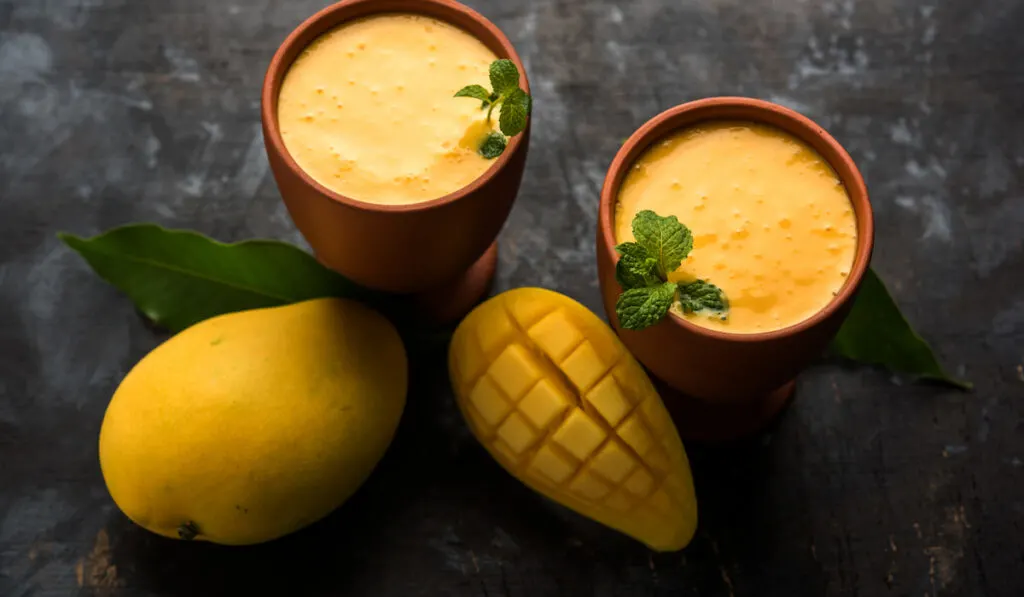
top-left (2, 0), bottom-right (1022, 595)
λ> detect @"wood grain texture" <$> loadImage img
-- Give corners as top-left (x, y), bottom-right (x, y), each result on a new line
top-left (1, 0), bottom-right (1022, 595)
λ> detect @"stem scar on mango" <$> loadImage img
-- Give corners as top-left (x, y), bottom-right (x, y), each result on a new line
top-left (177, 521), bottom-right (200, 540)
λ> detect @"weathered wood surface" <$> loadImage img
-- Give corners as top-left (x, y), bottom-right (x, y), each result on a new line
top-left (1, 0), bottom-right (1022, 595)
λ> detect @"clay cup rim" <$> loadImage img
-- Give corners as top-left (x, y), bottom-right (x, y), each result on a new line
top-left (261, 0), bottom-right (530, 214)
top-left (598, 96), bottom-right (875, 343)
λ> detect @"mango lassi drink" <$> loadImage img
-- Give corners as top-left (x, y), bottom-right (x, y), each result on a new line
top-left (277, 13), bottom-right (500, 205)
top-left (614, 121), bottom-right (857, 334)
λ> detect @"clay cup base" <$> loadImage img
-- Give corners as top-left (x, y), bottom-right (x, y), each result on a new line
top-left (655, 378), bottom-right (796, 442)
top-left (313, 241), bottom-right (497, 327)
top-left (411, 241), bottom-right (498, 325)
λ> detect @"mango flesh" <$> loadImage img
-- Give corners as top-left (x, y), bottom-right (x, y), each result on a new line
top-left (449, 288), bottom-right (697, 551)
top-left (99, 298), bottom-right (407, 545)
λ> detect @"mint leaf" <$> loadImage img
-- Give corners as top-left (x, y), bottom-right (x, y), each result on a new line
top-left (632, 210), bottom-right (693, 278)
top-left (454, 84), bottom-right (491, 102)
top-left (616, 281), bottom-right (677, 331)
top-left (489, 59), bottom-right (519, 95)
top-left (614, 242), bottom-right (660, 289)
top-left (498, 88), bottom-right (531, 137)
top-left (615, 257), bottom-right (659, 290)
top-left (615, 242), bottom-right (650, 261)
top-left (677, 280), bottom-right (728, 314)
top-left (479, 132), bottom-right (507, 159)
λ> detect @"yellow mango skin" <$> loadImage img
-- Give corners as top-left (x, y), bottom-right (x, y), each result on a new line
top-left (449, 288), bottom-right (697, 551)
top-left (99, 298), bottom-right (406, 545)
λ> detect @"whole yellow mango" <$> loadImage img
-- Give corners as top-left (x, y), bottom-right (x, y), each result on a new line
top-left (449, 288), bottom-right (697, 551)
top-left (99, 298), bottom-right (406, 545)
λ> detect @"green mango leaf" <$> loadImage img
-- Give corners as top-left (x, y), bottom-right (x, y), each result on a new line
top-left (829, 268), bottom-right (971, 390)
top-left (58, 224), bottom-right (383, 333)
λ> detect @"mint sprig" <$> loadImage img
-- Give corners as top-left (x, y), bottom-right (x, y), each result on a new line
top-left (614, 210), bottom-right (729, 331)
top-left (454, 59), bottom-right (531, 159)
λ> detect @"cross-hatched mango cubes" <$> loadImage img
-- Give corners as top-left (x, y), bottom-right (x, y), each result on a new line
top-left (448, 287), bottom-right (698, 552)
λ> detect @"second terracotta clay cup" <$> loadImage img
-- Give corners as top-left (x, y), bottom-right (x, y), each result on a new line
top-left (597, 97), bottom-right (874, 431)
top-left (261, 0), bottom-right (530, 304)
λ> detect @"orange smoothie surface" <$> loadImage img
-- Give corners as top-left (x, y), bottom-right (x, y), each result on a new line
top-left (614, 121), bottom-right (858, 334)
top-left (277, 13), bottom-right (500, 205)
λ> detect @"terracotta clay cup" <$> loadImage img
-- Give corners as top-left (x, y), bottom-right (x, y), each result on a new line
top-left (261, 0), bottom-right (530, 323)
top-left (597, 97), bottom-right (874, 441)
